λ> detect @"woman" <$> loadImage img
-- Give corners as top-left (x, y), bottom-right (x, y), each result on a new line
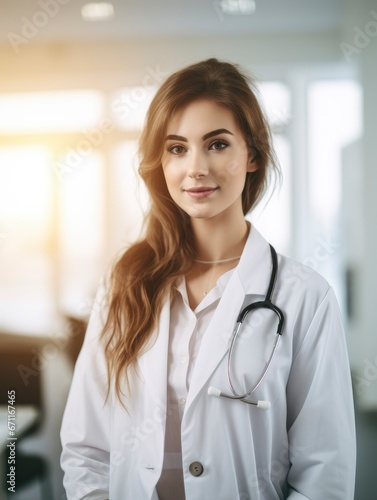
top-left (60, 58), bottom-right (356, 500)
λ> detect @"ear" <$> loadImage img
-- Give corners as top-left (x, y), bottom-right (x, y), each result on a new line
top-left (247, 156), bottom-right (259, 173)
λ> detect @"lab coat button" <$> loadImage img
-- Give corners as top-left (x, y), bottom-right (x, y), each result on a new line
top-left (189, 461), bottom-right (204, 477)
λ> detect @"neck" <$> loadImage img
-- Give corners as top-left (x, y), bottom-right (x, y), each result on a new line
top-left (191, 214), bottom-right (250, 263)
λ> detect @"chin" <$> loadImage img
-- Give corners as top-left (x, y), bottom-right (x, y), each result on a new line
top-left (188, 210), bottom-right (219, 221)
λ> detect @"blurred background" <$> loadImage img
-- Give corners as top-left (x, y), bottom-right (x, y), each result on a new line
top-left (0, 0), bottom-right (376, 498)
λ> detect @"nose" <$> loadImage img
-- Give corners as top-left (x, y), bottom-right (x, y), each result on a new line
top-left (187, 150), bottom-right (209, 178)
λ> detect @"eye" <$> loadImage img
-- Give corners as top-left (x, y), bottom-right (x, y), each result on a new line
top-left (167, 144), bottom-right (186, 156)
top-left (209, 139), bottom-right (229, 151)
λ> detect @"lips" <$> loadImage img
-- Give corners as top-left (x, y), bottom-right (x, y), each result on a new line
top-left (185, 186), bottom-right (218, 193)
top-left (184, 186), bottom-right (218, 199)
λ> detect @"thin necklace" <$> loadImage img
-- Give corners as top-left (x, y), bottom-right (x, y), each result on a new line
top-left (195, 255), bottom-right (242, 265)
top-left (196, 256), bottom-right (241, 296)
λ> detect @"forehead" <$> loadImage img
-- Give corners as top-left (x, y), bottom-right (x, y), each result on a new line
top-left (166, 98), bottom-right (240, 135)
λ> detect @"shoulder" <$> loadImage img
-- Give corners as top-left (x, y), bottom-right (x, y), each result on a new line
top-left (240, 226), bottom-right (332, 308)
top-left (274, 252), bottom-right (336, 325)
top-left (276, 253), bottom-right (330, 298)
top-left (274, 254), bottom-right (344, 359)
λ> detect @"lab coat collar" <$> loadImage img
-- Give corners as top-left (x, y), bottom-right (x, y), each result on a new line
top-left (236, 223), bottom-right (273, 297)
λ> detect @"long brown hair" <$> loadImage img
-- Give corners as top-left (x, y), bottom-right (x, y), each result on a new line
top-left (101, 58), bottom-right (279, 403)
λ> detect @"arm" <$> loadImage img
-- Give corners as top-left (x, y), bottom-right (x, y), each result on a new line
top-left (60, 283), bottom-right (111, 500)
top-left (285, 287), bottom-right (356, 499)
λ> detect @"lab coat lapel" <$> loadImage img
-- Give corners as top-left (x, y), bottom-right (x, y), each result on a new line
top-left (185, 225), bottom-right (272, 412)
top-left (137, 297), bottom-right (170, 408)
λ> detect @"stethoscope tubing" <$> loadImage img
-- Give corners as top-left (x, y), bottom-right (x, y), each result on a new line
top-left (208, 245), bottom-right (285, 409)
top-left (227, 329), bottom-right (281, 401)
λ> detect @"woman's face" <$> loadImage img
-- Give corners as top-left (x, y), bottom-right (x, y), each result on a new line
top-left (161, 98), bottom-right (257, 221)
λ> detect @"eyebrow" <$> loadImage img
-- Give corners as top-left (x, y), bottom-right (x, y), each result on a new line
top-left (165, 128), bottom-right (234, 142)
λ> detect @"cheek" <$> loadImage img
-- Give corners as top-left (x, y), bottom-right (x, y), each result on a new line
top-left (215, 158), bottom-right (247, 186)
top-left (162, 163), bottom-right (180, 186)
top-left (226, 159), bottom-right (245, 176)
top-left (162, 169), bottom-right (185, 202)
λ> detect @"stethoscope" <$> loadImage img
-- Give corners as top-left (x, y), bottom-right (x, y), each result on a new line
top-left (208, 245), bottom-right (285, 410)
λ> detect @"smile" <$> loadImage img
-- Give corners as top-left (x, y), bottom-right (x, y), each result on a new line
top-left (184, 187), bottom-right (218, 199)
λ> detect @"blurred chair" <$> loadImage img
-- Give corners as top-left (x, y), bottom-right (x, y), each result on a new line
top-left (0, 333), bottom-right (53, 499)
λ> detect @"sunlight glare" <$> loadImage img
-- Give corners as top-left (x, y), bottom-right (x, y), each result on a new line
top-left (0, 146), bottom-right (52, 243)
top-left (0, 90), bottom-right (104, 134)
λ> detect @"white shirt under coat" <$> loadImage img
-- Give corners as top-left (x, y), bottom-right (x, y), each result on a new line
top-left (60, 225), bottom-right (356, 500)
top-left (156, 267), bottom-right (235, 499)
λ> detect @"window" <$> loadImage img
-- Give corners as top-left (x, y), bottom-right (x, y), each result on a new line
top-left (307, 79), bottom-right (362, 305)
top-left (0, 146), bottom-right (54, 332)
top-left (0, 90), bottom-right (103, 133)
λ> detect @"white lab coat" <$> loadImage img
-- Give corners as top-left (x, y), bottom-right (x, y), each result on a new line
top-left (60, 226), bottom-right (356, 500)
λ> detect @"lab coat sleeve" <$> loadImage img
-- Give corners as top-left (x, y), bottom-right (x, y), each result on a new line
top-left (285, 286), bottom-right (356, 500)
top-left (60, 282), bottom-right (111, 500)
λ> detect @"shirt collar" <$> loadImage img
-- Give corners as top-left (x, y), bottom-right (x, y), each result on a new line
top-left (174, 267), bottom-right (235, 314)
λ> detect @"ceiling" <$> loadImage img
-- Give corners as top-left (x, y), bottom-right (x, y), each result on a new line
top-left (1, 0), bottom-right (345, 45)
